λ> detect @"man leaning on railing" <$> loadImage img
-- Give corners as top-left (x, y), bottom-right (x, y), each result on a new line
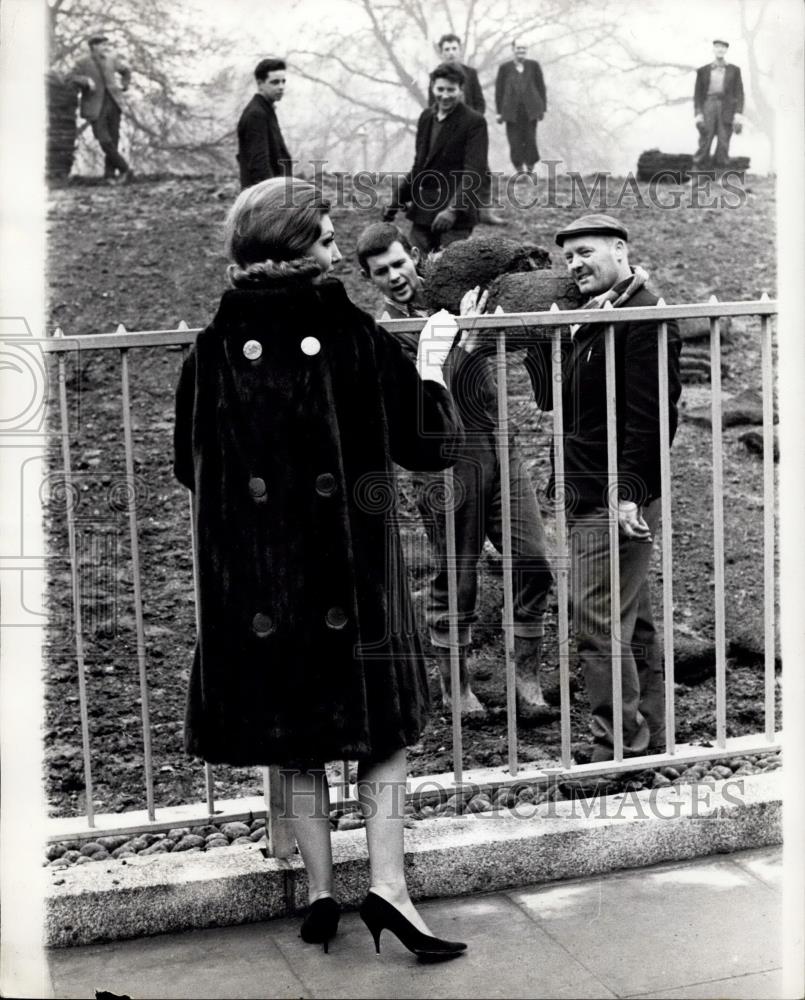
top-left (464, 213), bottom-right (682, 763)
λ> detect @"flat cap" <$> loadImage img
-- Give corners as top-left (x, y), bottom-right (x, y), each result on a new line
top-left (713, 38), bottom-right (729, 47)
top-left (554, 214), bottom-right (628, 246)
top-left (87, 32), bottom-right (109, 45)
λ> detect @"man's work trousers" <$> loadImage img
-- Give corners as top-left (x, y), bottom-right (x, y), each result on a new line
top-left (416, 443), bottom-right (553, 649)
top-left (569, 501), bottom-right (665, 755)
top-left (693, 95), bottom-right (733, 167)
top-left (505, 110), bottom-right (539, 171)
top-left (91, 93), bottom-right (129, 176)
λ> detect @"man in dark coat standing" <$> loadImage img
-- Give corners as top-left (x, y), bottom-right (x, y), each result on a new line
top-left (693, 39), bottom-right (745, 168)
top-left (70, 32), bottom-right (133, 182)
top-left (236, 57), bottom-right (292, 189)
top-left (495, 39), bottom-right (546, 173)
top-left (519, 215), bottom-right (681, 763)
top-left (427, 33), bottom-right (505, 226)
top-left (384, 62), bottom-right (488, 255)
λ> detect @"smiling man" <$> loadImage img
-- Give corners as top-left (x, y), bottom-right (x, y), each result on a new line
top-left (236, 57), bottom-right (293, 189)
top-left (526, 214), bottom-right (682, 762)
top-left (383, 62), bottom-right (488, 254)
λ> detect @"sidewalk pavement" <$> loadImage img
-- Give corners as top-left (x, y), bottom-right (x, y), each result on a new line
top-left (47, 846), bottom-right (784, 1000)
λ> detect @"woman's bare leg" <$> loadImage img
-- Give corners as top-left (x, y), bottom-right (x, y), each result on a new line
top-left (357, 748), bottom-right (433, 935)
top-left (283, 767), bottom-right (334, 904)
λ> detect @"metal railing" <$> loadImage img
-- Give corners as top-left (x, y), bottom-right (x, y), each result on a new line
top-left (42, 298), bottom-right (779, 854)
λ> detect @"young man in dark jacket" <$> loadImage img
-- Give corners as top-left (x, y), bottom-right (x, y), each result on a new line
top-left (384, 63), bottom-right (488, 255)
top-left (236, 57), bottom-right (292, 189)
top-left (357, 222), bottom-right (556, 722)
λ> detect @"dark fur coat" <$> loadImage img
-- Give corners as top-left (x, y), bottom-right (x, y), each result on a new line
top-left (173, 279), bottom-right (462, 765)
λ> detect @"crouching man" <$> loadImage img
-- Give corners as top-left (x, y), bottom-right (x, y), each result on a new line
top-left (356, 222), bottom-right (555, 723)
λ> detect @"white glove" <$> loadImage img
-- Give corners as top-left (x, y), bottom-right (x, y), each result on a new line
top-left (416, 309), bottom-right (458, 386)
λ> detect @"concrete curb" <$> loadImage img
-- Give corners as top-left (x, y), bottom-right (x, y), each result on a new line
top-left (45, 772), bottom-right (782, 948)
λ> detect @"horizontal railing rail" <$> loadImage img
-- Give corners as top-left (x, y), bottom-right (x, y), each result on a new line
top-left (43, 297), bottom-right (779, 856)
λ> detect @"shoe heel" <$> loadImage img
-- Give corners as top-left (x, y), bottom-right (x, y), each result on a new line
top-left (360, 910), bottom-right (383, 954)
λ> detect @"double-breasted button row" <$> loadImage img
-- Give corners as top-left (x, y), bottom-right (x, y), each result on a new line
top-left (242, 337), bottom-right (321, 361)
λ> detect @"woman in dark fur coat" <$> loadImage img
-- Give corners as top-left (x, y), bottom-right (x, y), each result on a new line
top-left (174, 177), bottom-right (468, 960)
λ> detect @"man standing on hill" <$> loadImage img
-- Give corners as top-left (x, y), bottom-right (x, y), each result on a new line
top-left (383, 62), bottom-right (488, 254)
top-left (693, 39), bottom-right (745, 169)
top-left (494, 39), bottom-right (546, 174)
top-left (236, 57), bottom-right (292, 189)
top-left (427, 34), bottom-right (505, 225)
top-left (70, 32), bottom-right (133, 183)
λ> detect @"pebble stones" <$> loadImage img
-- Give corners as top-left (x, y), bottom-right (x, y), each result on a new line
top-left (45, 749), bottom-right (783, 867)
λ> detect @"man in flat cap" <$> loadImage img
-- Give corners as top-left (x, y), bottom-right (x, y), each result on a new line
top-left (525, 215), bottom-right (682, 761)
top-left (70, 33), bottom-right (133, 183)
top-left (693, 39), bottom-right (745, 169)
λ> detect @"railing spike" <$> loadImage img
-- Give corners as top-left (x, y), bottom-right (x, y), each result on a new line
top-left (115, 324), bottom-right (128, 335)
top-left (53, 326), bottom-right (64, 338)
top-left (656, 297), bottom-right (666, 307)
top-left (549, 302), bottom-right (560, 312)
top-left (759, 291), bottom-right (770, 302)
top-left (177, 320), bottom-right (189, 331)
top-left (708, 294), bottom-right (719, 304)
top-left (602, 299), bottom-right (614, 310)
top-left (494, 305), bottom-right (505, 315)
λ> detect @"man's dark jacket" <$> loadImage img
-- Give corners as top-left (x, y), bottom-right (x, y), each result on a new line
top-left (236, 94), bottom-right (292, 189)
top-left (524, 282), bottom-right (682, 512)
top-left (427, 63), bottom-right (485, 113)
top-left (694, 63), bottom-right (744, 122)
top-left (495, 59), bottom-right (546, 121)
top-left (396, 103), bottom-right (488, 228)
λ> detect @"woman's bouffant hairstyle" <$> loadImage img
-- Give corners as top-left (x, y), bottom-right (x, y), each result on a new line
top-left (224, 178), bottom-right (331, 287)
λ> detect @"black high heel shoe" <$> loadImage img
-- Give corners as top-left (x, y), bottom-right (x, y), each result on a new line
top-left (359, 891), bottom-right (466, 962)
top-left (299, 896), bottom-right (340, 953)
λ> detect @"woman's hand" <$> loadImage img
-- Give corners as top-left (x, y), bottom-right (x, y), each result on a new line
top-left (416, 309), bottom-right (458, 385)
top-left (457, 286), bottom-right (490, 354)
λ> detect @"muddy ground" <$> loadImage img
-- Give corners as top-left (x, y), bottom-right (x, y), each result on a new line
top-left (44, 171), bottom-right (778, 816)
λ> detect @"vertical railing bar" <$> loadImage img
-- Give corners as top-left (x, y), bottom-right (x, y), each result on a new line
top-left (604, 316), bottom-right (624, 762)
top-left (709, 310), bottom-right (728, 748)
top-left (120, 347), bottom-right (156, 820)
top-left (760, 310), bottom-right (776, 741)
top-left (550, 317), bottom-right (572, 769)
top-left (179, 339), bottom-right (216, 816)
top-left (656, 313), bottom-right (676, 754)
top-left (444, 466), bottom-right (464, 791)
top-left (495, 328), bottom-right (518, 776)
top-left (341, 758), bottom-right (351, 800)
top-left (55, 333), bottom-right (95, 826)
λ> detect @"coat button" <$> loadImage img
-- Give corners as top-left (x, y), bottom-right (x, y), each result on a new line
top-left (248, 476), bottom-right (267, 499)
top-left (325, 607), bottom-right (348, 630)
top-left (315, 472), bottom-right (337, 497)
top-left (252, 612), bottom-right (274, 638)
top-left (243, 339), bottom-right (263, 361)
top-left (300, 336), bottom-right (321, 356)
